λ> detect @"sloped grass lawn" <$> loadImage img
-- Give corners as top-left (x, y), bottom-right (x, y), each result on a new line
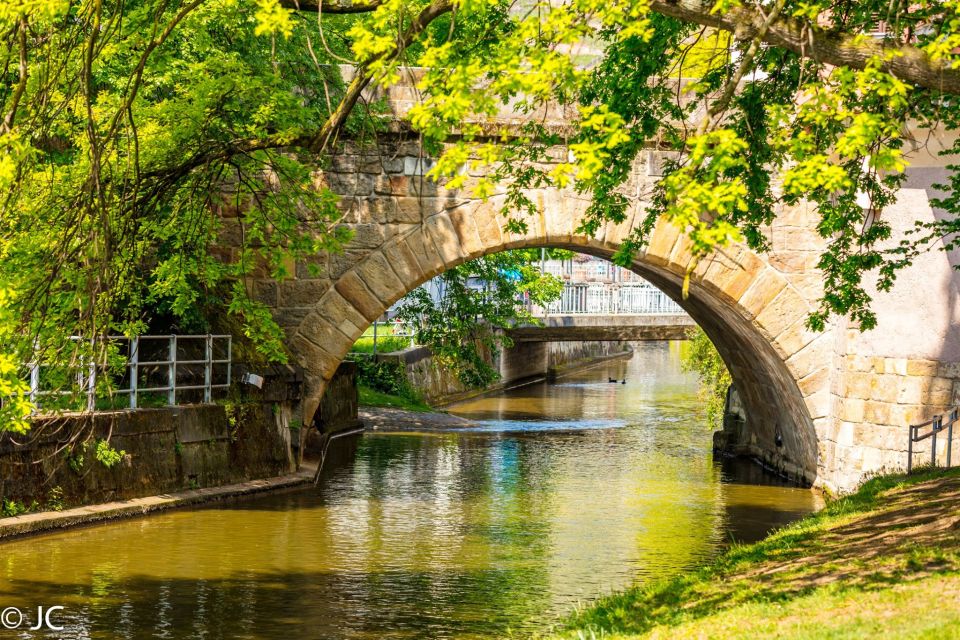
top-left (550, 467), bottom-right (960, 639)
top-left (358, 385), bottom-right (433, 412)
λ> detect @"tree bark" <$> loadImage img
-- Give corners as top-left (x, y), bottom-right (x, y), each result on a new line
top-left (649, 0), bottom-right (960, 94)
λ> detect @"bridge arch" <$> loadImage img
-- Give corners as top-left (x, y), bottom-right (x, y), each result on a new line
top-left (287, 191), bottom-right (830, 486)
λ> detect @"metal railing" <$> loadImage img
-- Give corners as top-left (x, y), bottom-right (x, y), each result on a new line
top-left (24, 334), bottom-right (232, 413)
top-left (543, 283), bottom-right (685, 315)
top-left (908, 408), bottom-right (957, 473)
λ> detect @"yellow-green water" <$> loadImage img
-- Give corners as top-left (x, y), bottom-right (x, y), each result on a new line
top-left (0, 342), bottom-right (821, 639)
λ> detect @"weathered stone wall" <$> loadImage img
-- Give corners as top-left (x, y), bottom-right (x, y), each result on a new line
top-left (546, 341), bottom-right (633, 377)
top-left (0, 404), bottom-right (291, 511)
top-left (376, 340), bottom-right (631, 405)
top-left (316, 361), bottom-right (362, 434)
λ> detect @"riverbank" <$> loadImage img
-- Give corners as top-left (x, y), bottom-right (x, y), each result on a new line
top-left (548, 467), bottom-right (960, 639)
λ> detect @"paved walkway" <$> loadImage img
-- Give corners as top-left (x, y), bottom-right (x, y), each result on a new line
top-left (0, 468), bottom-right (314, 541)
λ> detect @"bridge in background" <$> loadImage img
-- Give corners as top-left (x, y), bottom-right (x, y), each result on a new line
top-left (509, 313), bottom-right (695, 342)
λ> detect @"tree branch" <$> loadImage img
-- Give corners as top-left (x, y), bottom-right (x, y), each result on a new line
top-left (304, 0), bottom-right (453, 151)
top-left (649, 0), bottom-right (960, 94)
top-left (279, 0), bottom-right (384, 13)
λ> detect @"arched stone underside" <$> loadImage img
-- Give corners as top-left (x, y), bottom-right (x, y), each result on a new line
top-left (287, 192), bottom-right (830, 489)
top-left (227, 130), bottom-right (960, 496)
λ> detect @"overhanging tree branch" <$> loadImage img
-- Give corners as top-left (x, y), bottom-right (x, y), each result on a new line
top-left (279, 0), bottom-right (384, 13)
top-left (649, 0), bottom-right (960, 94)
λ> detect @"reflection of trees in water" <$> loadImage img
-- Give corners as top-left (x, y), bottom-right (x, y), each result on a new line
top-left (0, 346), bottom-right (819, 639)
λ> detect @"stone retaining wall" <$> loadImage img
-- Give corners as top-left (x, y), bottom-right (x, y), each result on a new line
top-left (0, 404), bottom-right (291, 512)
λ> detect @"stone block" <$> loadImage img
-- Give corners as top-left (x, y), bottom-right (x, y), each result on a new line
top-left (298, 312), bottom-right (353, 357)
top-left (863, 400), bottom-right (892, 426)
top-left (382, 239), bottom-right (425, 289)
top-left (644, 216), bottom-right (681, 267)
top-left (316, 290), bottom-right (368, 339)
top-left (798, 365), bottom-right (830, 396)
top-left (773, 317), bottom-right (819, 361)
top-left (279, 279), bottom-right (330, 308)
top-left (804, 388), bottom-right (831, 420)
top-left (289, 332), bottom-right (340, 381)
top-left (785, 334), bottom-right (830, 382)
top-left (295, 256), bottom-right (327, 280)
top-left (840, 397), bottom-right (865, 423)
top-left (906, 359), bottom-right (940, 377)
top-left (343, 223), bottom-right (385, 249)
top-left (884, 358), bottom-right (909, 376)
top-left (738, 269), bottom-right (787, 321)
top-left (471, 199), bottom-right (506, 248)
top-left (252, 280), bottom-right (278, 306)
top-left (355, 252), bottom-right (405, 306)
top-left (334, 271), bottom-right (383, 322)
top-left (755, 287), bottom-right (808, 350)
top-left (425, 213), bottom-right (465, 266)
top-left (448, 206), bottom-right (485, 259)
top-left (700, 246), bottom-right (764, 304)
top-left (272, 306), bottom-right (312, 332)
top-left (404, 227), bottom-right (446, 279)
top-left (326, 172), bottom-right (375, 196)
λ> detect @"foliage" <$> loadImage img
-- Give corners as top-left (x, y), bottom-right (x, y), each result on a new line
top-left (358, 384), bottom-right (434, 412)
top-left (351, 355), bottom-right (424, 403)
top-left (0, 497), bottom-right (40, 518)
top-left (393, 251), bottom-right (563, 388)
top-left (94, 439), bottom-right (126, 468)
top-left (4, 0), bottom-right (960, 434)
top-left (46, 486), bottom-right (65, 512)
top-left (551, 466), bottom-right (960, 640)
top-left (0, 0), bottom-right (358, 431)
top-left (350, 335), bottom-right (413, 354)
top-left (680, 327), bottom-right (732, 429)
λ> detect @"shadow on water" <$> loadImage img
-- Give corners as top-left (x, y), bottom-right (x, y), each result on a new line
top-left (0, 568), bottom-right (550, 640)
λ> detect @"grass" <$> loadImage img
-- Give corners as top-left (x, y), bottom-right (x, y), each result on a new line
top-left (548, 466), bottom-right (960, 640)
top-left (350, 335), bottom-right (413, 354)
top-left (358, 384), bottom-right (433, 412)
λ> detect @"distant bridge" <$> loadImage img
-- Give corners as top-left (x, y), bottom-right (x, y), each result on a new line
top-left (509, 313), bottom-right (695, 342)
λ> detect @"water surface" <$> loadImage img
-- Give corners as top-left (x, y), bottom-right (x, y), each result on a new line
top-left (0, 342), bottom-right (821, 639)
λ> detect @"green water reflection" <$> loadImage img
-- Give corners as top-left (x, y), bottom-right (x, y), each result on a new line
top-left (0, 342), bottom-right (821, 639)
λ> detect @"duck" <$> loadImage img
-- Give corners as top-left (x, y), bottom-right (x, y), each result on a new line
top-left (608, 377), bottom-right (617, 383)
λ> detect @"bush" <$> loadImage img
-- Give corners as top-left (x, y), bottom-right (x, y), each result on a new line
top-left (350, 356), bottom-right (422, 403)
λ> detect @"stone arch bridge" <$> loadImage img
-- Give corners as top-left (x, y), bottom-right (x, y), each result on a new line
top-left (226, 81), bottom-right (960, 495)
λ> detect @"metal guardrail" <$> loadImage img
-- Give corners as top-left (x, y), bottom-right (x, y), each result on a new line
top-left (908, 408), bottom-right (957, 473)
top-left (544, 283), bottom-right (685, 315)
top-left (24, 334), bottom-right (232, 413)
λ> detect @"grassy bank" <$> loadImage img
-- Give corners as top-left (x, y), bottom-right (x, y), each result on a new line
top-left (550, 467), bottom-right (960, 639)
top-left (358, 385), bottom-right (433, 412)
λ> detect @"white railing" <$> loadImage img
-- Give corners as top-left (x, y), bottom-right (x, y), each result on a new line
top-left (544, 283), bottom-right (685, 315)
top-left (22, 334), bottom-right (232, 413)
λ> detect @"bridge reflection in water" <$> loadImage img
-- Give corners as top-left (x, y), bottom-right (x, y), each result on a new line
top-left (0, 342), bottom-right (820, 640)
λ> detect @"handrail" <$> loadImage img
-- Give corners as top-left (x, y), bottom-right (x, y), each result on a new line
top-left (20, 334), bottom-right (232, 413)
top-left (908, 407), bottom-right (957, 472)
top-left (540, 282), bottom-right (685, 316)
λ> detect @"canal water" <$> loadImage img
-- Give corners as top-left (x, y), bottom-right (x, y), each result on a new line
top-left (0, 342), bottom-right (821, 639)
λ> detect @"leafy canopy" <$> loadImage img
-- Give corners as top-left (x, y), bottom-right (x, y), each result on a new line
top-left (3, 0), bottom-right (960, 431)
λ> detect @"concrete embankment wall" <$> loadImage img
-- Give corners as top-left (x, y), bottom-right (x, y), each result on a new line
top-left (386, 340), bottom-right (633, 405)
top-left (0, 363), bottom-right (361, 513)
top-left (0, 404), bottom-right (291, 511)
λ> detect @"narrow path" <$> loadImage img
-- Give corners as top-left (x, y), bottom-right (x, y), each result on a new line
top-left (0, 468), bottom-right (314, 542)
